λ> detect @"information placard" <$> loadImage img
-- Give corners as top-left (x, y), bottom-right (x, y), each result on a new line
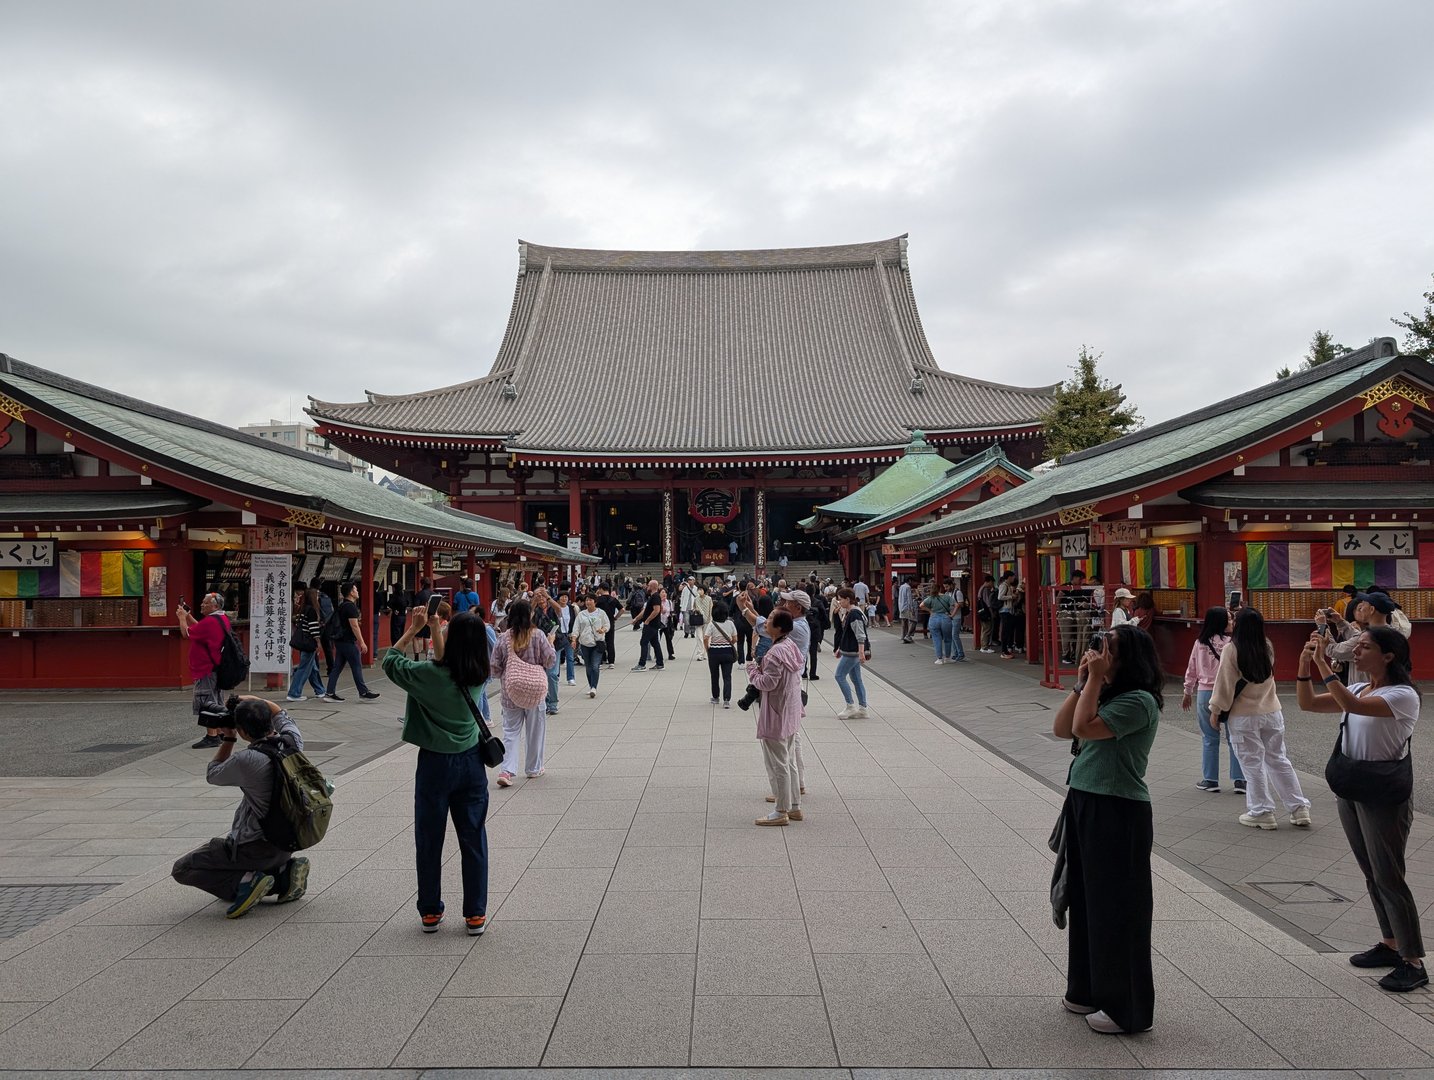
top-left (248, 553), bottom-right (293, 674)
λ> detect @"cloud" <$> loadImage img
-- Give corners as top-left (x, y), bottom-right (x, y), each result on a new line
top-left (1, 0), bottom-right (1431, 432)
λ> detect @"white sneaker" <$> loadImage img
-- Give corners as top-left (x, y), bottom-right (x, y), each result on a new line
top-left (566, 679), bottom-right (576, 686)
top-left (1290, 805), bottom-right (1312, 827)
top-left (1086, 1009), bottom-right (1149, 1034)
top-left (850, 707), bottom-right (868, 719)
top-left (1239, 810), bottom-right (1278, 830)
top-left (837, 704), bottom-right (856, 720)
top-left (934, 658), bottom-right (945, 665)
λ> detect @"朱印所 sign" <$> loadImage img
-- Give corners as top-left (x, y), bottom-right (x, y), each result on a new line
top-left (244, 526), bottom-right (297, 552)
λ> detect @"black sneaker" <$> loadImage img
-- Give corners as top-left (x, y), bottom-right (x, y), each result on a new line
top-left (1350, 942), bottom-right (1403, 968)
top-left (359, 691), bottom-right (381, 700)
top-left (1196, 779), bottom-right (1221, 792)
top-left (1233, 780), bottom-right (1247, 794)
top-left (321, 693), bottom-right (345, 702)
top-left (1379, 962), bottom-right (1429, 992)
top-left (191, 735), bottom-right (221, 749)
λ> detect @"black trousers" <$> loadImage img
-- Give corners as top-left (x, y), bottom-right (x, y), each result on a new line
top-left (1064, 788), bottom-right (1155, 1032)
top-left (173, 836), bottom-right (292, 902)
top-left (708, 653), bottom-right (734, 702)
top-left (1337, 796), bottom-right (1424, 958)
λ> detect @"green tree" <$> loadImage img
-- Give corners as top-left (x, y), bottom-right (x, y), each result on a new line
top-left (1275, 330), bottom-right (1350, 380)
top-left (1391, 272), bottom-right (1434, 359)
top-left (1041, 346), bottom-right (1141, 459)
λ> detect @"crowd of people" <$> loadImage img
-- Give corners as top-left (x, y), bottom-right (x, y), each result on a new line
top-left (172, 560), bottom-right (1424, 1022)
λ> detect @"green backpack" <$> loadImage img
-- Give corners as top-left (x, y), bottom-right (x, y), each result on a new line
top-left (252, 738), bottom-right (333, 851)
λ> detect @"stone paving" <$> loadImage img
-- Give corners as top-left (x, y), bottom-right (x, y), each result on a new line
top-left (862, 626), bottom-right (1434, 978)
top-left (0, 626), bottom-right (1431, 1075)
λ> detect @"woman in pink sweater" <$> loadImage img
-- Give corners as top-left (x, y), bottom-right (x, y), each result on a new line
top-left (746, 609), bottom-right (806, 826)
top-left (1181, 607), bottom-right (1245, 794)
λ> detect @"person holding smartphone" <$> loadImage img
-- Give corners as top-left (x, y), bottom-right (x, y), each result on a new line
top-left (1052, 625), bottom-right (1162, 1035)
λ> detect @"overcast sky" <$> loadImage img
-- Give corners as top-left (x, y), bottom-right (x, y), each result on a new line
top-left (2, 0), bottom-right (1432, 434)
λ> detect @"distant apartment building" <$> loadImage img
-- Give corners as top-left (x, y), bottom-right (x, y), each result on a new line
top-left (237, 420), bottom-right (373, 479)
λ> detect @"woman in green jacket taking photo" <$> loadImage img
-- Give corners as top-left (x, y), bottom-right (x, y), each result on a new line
top-left (383, 608), bottom-right (493, 937)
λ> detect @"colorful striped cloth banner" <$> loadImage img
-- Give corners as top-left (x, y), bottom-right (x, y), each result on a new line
top-left (1247, 542), bottom-right (1424, 589)
top-left (1120, 545), bottom-right (1195, 589)
top-left (1040, 555), bottom-right (1098, 585)
top-left (0, 550), bottom-right (144, 599)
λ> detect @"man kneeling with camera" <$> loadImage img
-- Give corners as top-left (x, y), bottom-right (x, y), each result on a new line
top-left (171, 695), bottom-right (311, 919)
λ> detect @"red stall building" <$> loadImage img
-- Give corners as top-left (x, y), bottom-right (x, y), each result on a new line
top-left (892, 340), bottom-right (1434, 682)
top-left (0, 355), bottom-right (586, 689)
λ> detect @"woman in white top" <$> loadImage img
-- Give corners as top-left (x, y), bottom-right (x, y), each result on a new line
top-left (572, 594), bottom-right (611, 699)
top-left (702, 600), bottom-right (739, 707)
top-left (1209, 608), bottom-right (1312, 830)
top-left (1109, 588), bottom-right (1136, 628)
top-left (1297, 625), bottom-right (1425, 993)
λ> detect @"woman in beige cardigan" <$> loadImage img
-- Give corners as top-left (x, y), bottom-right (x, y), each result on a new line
top-left (1209, 608), bottom-right (1312, 830)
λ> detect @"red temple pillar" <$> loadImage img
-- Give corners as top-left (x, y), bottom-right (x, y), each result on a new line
top-left (1023, 532), bottom-right (1040, 665)
top-left (360, 537), bottom-right (375, 665)
top-left (568, 474), bottom-right (582, 552)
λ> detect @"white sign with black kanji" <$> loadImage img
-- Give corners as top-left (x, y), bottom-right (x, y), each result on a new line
top-left (248, 554), bottom-right (292, 674)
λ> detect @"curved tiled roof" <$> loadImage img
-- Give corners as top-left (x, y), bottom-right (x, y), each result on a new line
top-left (0, 355), bottom-right (591, 561)
top-left (309, 237), bottom-right (1057, 455)
top-left (892, 341), bottom-right (1426, 547)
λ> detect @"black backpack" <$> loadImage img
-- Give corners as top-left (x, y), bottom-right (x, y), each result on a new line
top-left (212, 614), bottom-right (250, 690)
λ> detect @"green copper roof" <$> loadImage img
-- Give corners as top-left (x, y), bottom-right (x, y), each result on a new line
top-left (813, 432), bottom-right (954, 520)
top-left (0, 355), bottom-right (592, 562)
top-left (846, 445), bottom-right (1034, 539)
top-left (893, 341), bottom-right (1418, 547)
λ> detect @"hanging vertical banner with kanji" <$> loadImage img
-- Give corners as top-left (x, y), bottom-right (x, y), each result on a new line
top-left (248, 553), bottom-right (292, 673)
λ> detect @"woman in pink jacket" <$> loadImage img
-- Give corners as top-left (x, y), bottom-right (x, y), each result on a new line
top-left (1181, 607), bottom-right (1245, 795)
top-left (746, 609), bottom-right (806, 826)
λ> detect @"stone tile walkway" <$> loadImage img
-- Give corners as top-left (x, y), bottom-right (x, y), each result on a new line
top-left (862, 626), bottom-right (1434, 974)
top-left (0, 626), bottom-right (1431, 1075)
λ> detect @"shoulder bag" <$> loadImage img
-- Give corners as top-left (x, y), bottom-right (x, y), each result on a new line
top-left (454, 676), bottom-right (507, 768)
top-left (1325, 712), bottom-right (1413, 806)
top-left (1215, 678), bottom-right (1247, 726)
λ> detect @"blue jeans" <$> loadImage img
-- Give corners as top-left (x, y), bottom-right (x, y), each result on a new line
top-left (546, 661), bottom-right (559, 712)
top-left (414, 745), bottom-right (489, 919)
top-left (835, 654), bottom-right (868, 707)
top-left (325, 640), bottom-right (371, 696)
top-left (929, 614), bottom-right (953, 660)
top-left (580, 644), bottom-right (603, 690)
top-left (557, 642), bottom-right (575, 683)
top-left (288, 650), bottom-right (323, 698)
top-left (1196, 689), bottom-right (1244, 784)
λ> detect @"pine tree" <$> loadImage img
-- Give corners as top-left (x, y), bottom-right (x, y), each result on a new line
top-left (1274, 330), bottom-right (1350, 380)
top-left (1041, 346), bottom-right (1141, 459)
top-left (1391, 273), bottom-right (1434, 359)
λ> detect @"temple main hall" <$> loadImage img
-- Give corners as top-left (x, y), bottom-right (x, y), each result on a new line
top-left (308, 236), bottom-right (1056, 576)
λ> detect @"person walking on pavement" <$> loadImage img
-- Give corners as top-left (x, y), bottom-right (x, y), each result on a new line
top-left (490, 599), bottom-right (556, 787)
top-left (680, 577), bottom-right (699, 638)
top-left (322, 581), bottom-right (380, 703)
top-left (922, 579), bottom-right (959, 664)
top-left (178, 592), bottom-right (234, 749)
top-left (595, 584), bottom-right (621, 668)
top-left (832, 586), bottom-right (870, 719)
top-left (1052, 623), bottom-right (1162, 1035)
top-left (898, 576), bottom-right (917, 643)
top-left (1181, 607), bottom-right (1244, 794)
top-left (573, 593), bottom-right (611, 699)
top-left (384, 607), bottom-right (494, 936)
top-left (631, 580), bottom-right (666, 671)
top-left (1209, 607), bottom-right (1311, 830)
top-left (1297, 625), bottom-right (1426, 993)
top-left (286, 588), bottom-right (325, 702)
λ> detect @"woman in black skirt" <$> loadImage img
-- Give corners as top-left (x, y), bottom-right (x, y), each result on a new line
top-left (1052, 624), bottom-right (1163, 1034)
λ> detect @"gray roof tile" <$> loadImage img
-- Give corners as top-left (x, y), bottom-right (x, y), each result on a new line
top-left (309, 237), bottom-right (1057, 454)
